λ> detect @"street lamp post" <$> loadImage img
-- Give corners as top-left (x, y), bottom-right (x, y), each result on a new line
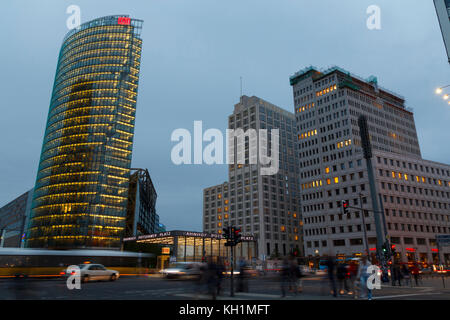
top-left (358, 193), bottom-right (370, 261)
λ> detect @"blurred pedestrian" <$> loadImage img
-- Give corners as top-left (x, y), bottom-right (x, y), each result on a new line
top-left (280, 257), bottom-right (290, 298)
top-left (237, 258), bottom-right (248, 292)
top-left (216, 258), bottom-right (225, 296)
top-left (326, 255), bottom-right (337, 297)
top-left (295, 261), bottom-right (304, 293)
top-left (337, 262), bottom-right (349, 295)
top-left (288, 256), bottom-right (299, 294)
top-left (390, 263), bottom-right (395, 286)
top-left (206, 257), bottom-right (218, 300)
top-left (357, 256), bottom-right (372, 300)
top-left (401, 264), bottom-right (411, 287)
top-left (347, 261), bottom-right (358, 295)
top-left (411, 263), bottom-right (420, 286)
top-left (393, 264), bottom-right (402, 286)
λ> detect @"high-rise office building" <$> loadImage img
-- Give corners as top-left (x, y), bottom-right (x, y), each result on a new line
top-left (126, 168), bottom-right (159, 236)
top-left (290, 66), bottom-right (450, 264)
top-left (203, 96), bottom-right (303, 260)
top-left (434, 0), bottom-right (450, 63)
top-left (0, 189), bottom-right (33, 248)
top-left (26, 15), bottom-right (143, 249)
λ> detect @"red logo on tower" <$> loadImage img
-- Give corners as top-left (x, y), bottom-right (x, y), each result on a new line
top-left (118, 17), bottom-right (131, 25)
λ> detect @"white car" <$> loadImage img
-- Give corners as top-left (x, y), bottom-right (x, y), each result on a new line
top-left (63, 264), bottom-right (120, 282)
top-left (160, 262), bottom-right (204, 280)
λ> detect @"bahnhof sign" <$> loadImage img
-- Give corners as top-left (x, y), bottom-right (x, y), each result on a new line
top-left (123, 230), bottom-right (257, 265)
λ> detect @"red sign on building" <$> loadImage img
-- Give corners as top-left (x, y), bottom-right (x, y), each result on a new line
top-left (118, 17), bottom-right (131, 25)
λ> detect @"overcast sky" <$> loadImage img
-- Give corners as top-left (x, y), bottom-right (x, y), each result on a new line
top-left (0, 0), bottom-right (449, 232)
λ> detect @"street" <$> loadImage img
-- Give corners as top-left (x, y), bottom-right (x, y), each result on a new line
top-left (1, 274), bottom-right (449, 300)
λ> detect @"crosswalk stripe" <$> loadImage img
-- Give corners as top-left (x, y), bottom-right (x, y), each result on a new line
top-left (373, 292), bottom-right (442, 299)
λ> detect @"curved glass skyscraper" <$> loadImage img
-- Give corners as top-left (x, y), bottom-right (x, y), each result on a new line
top-left (27, 15), bottom-right (143, 249)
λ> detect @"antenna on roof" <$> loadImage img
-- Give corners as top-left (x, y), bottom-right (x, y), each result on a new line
top-left (240, 76), bottom-right (243, 98)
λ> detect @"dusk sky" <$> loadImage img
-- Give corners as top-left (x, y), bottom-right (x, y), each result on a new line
top-left (1, 0), bottom-right (449, 232)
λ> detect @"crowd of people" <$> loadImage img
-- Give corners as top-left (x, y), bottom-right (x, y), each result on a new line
top-left (389, 262), bottom-right (421, 287)
top-left (192, 255), bottom-right (424, 300)
top-left (196, 257), bottom-right (251, 300)
top-left (280, 256), bottom-right (304, 297)
top-left (322, 256), bottom-right (424, 300)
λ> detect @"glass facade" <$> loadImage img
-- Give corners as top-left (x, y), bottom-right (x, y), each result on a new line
top-left (26, 15), bottom-right (143, 249)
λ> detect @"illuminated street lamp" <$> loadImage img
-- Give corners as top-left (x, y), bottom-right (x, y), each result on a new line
top-left (435, 84), bottom-right (450, 95)
top-left (435, 85), bottom-right (450, 104)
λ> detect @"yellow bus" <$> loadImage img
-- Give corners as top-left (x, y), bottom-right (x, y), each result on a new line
top-left (0, 248), bottom-right (153, 278)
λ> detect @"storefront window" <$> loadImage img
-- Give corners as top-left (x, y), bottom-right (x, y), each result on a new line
top-left (185, 237), bottom-right (195, 262)
top-left (204, 238), bottom-right (212, 257)
top-left (177, 237), bottom-right (186, 262)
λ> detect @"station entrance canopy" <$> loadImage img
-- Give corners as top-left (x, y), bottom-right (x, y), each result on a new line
top-left (123, 230), bottom-right (257, 264)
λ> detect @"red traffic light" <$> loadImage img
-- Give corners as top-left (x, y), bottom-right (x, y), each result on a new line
top-left (341, 200), bottom-right (349, 214)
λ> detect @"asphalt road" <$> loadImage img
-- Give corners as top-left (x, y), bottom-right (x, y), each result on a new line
top-left (0, 274), bottom-right (449, 300)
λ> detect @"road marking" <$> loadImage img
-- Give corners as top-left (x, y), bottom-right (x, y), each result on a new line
top-left (373, 292), bottom-right (442, 299)
top-left (174, 293), bottom-right (252, 300)
top-left (380, 285), bottom-right (434, 290)
top-left (234, 292), bottom-right (282, 298)
top-left (124, 288), bottom-right (189, 296)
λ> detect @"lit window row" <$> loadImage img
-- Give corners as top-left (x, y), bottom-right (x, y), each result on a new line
top-left (336, 139), bottom-right (352, 149)
top-left (56, 79), bottom-right (120, 97)
top-left (60, 54), bottom-right (129, 78)
top-left (54, 73), bottom-right (120, 92)
top-left (56, 63), bottom-right (131, 86)
top-left (301, 180), bottom-right (323, 190)
top-left (326, 177), bottom-right (340, 185)
top-left (47, 115), bottom-right (116, 132)
top-left (297, 102), bottom-right (315, 113)
top-left (391, 171), bottom-right (409, 180)
top-left (63, 38), bottom-right (131, 58)
top-left (63, 41), bottom-right (131, 61)
top-left (298, 129), bottom-right (318, 140)
top-left (66, 26), bottom-right (132, 44)
top-left (35, 191), bottom-right (96, 202)
top-left (316, 84), bottom-right (337, 97)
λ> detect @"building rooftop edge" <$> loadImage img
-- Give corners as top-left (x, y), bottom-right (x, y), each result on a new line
top-left (289, 65), bottom-right (405, 102)
top-left (235, 95), bottom-right (295, 118)
top-left (63, 15), bottom-right (143, 42)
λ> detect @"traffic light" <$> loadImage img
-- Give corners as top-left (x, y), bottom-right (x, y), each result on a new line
top-left (223, 227), bottom-right (231, 240)
top-left (224, 226), bottom-right (235, 246)
top-left (391, 245), bottom-right (396, 256)
top-left (223, 226), bottom-right (241, 247)
top-left (341, 200), bottom-right (349, 215)
top-left (234, 228), bottom-right (242, 244)
top-left (382, 242), bottom-right (389, 259)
